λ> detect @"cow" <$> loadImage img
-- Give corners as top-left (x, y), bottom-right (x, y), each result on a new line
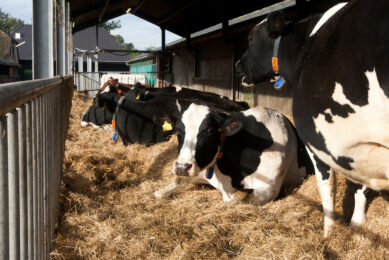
top-left (154, 103), bottom-right (312, 205)
top-left (82, 85), bottom-right (177, 146)
top-left (235, 0), bottom-right (389, 235)
top-left (95, 89), bottom-right (312, 205)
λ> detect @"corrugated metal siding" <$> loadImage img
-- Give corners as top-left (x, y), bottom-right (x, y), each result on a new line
top-left (130, 60), bottom-right (157, 86)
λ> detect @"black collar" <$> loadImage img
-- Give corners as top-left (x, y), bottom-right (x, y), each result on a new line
top-left (206, 133), bottom-right (226, 179)
top-left (272, 36), bottom-right (281, 75)
top-left (112, 95), bottom-right (126, 129)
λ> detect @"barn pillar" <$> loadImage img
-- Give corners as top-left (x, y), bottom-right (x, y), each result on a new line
top-left (78, 56), bottom-right (83, 72)
top-left (87, 56), bottom-right (92, 72)
top-left (33, 0), bottom-right (54, 79)
top-left (65, 1), bottom-right (71, 75)
top-left (159, 27), bottom-right (166, 87)
top-left (94, 54), bottom-right (99, 72)
top-left (56, 0), bottom-right (66, 75)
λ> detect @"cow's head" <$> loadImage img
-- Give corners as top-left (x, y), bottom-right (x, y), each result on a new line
top-left (173, 103), bottom-right (242, 177)
top-left (236, 11), bottom-right (289, 85)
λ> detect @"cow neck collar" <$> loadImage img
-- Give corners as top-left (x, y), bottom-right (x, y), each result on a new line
top-left (272, 36), bottom-right (286, 90)
top-left (112, 95), bottom-right (126, 129)
top-left (206, 133), bottom-right (226, 179)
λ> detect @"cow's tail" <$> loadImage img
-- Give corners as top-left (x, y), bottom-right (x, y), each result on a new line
top-left (284, 116), bottom-right (315, 176)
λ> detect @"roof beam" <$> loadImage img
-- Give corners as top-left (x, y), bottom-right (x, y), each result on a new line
top-left (131, 0), bottom-right (148, 14)
top-left (98, 0), bottom-right (110, 22)
top-left (156, 0), bottom-right (199, 25)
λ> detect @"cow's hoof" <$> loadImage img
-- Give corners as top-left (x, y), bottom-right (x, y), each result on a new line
top-left (153, 190), bottom-right (169, 200)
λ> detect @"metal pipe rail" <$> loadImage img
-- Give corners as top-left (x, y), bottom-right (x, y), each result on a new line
top-left (0, 76), bottom-right (73, 259)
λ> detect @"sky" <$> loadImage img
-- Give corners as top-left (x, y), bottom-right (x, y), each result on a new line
top-left (1, 0), bottom-right (182, 50)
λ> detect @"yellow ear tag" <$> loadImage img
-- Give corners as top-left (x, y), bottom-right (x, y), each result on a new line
top-left (103, 103), bottom-right (107, 110)
top-left (136, 93), bottom-right (140, 100)
top-left (162, 121), bottom-right (173, 132)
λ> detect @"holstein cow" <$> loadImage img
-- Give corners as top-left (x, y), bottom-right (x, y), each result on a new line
top-left (96, 90), bottom-right (312, 204)
top-left (155, 103), bottom-right (312, 205)
top-left (236, 0), bottom-right (389, 235)
top-left (82, 85), bottom-right (177, 146)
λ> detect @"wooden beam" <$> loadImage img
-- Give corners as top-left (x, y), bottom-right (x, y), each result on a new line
top-left (156, 0), bottom-right (199, 25)
top-left (98, 0), bottom-right (110, 22)
top-left (132, 0), bottom-right (147, 14)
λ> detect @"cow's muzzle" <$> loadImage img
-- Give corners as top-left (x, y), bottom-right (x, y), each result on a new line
top-left (174, 161), bottom-right (193, 176)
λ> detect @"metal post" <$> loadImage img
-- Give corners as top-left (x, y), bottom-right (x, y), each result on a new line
top-left (7, 110), bottom-right (20, 260)
top-left (25, 102), bottom-right (34, 259)
top-left (94, 54), bottom-right (99, 72)
top-left (17, 106), bottom-right (28, 260)
top-left (57, 0), bottom-right (66, 75)
top-left (43, 93), bottom-right (48, 258)
top-left (65, 1), bottom-right (70, 75)
top-left (0, 117), bottom-right (9, 259)
top-left (87, 55), bottom-right (92, 72)
top-left (78, 55), bottom-right (83, 73)
top-left (32, 98), bottom-right (38, 260)
top-left (33, 0), bottom-right (54, 79)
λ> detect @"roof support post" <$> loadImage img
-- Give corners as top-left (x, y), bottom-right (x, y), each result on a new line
top-left (65, 0), bottom-right (70, 75)
top-left (159, 27), bottom-right (166, 87)
top-left (57, 0), bottom-right (66, 75)
top-left (33, 0), bottom-right (54, 79)
top-left (87, 56), bottom-right (92, 72)
top-left (94, 55), bottom-right (99, 72)
top-left (78, 55), bottom-right (83, 72)
top-left (185, 16), bottom-right (191, 50)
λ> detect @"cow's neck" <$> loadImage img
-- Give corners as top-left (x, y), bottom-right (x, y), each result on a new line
top-left (278, 15), bottom-right (323, 85)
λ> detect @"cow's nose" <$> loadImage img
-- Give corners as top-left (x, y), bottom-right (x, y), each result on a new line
top-left (174, 162), bottom-right (193, 176)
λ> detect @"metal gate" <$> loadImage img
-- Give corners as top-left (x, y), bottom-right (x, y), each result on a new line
top-left (0, 76), bottom-right (73, 259)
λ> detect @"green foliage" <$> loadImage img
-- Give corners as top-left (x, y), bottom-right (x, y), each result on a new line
top-left (112, 33), bottom-right (138, 58)
top-left (0, 8), bottom-right (24, 34)
top-left (99, 20), bottom-right (121, 33)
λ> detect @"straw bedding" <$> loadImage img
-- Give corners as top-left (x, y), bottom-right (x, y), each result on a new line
top-left (52, 92), bottom-right (388, 259)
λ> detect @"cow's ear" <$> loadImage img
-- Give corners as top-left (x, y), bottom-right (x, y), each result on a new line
top-left (267, 11), bottom-right (288, 38)
top-left (220, 118), bottom-right (243, 136)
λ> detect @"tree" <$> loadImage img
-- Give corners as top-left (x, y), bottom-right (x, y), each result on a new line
top-left (0, 8), bottom-right (24, 34)
top-left (99, 20), bottom-right (121, 33)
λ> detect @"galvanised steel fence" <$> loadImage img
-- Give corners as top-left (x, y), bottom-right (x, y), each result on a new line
top-left (0, 76), bottom-right (73, 260)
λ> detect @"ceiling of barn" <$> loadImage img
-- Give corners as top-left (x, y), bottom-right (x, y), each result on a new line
top-left (69, 0), bottom-right (344, 36)
top-left (69, 0), bottom-right (291, 35)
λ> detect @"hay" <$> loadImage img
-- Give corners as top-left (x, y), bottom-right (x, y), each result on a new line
top-left (52, 92), bottom-right (389, 259)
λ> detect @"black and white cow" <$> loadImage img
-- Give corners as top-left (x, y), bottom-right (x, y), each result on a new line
top-left (154, 103), bottom-right (312, 205)
top-left (82, 85), bottom-right (177, 146)
top-left (236, 0), bottom-right (389, 235)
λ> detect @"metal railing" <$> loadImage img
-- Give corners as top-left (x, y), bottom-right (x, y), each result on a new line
top-left (73, 71), bottom-right (148, 92)
top-left (73, 71), bottom-right (100, 92)
top-left (0, 76), bottom-right (73, 260)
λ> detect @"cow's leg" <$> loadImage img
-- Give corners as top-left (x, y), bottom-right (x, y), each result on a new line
top-left (229, 190), bottom-right (248, 204)
top-left (153, 176), bottom-right (191, 199)
top-left (350, 185), bottom-right (368, 227)
top-left (306, 148), bottom-right (336, 236)
top-left (317, 164), bottom-right (336, 237)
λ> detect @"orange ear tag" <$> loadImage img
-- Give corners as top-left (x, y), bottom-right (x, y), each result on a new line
top-left (272, 57), bottom-right (279, 72)
top-left (118, 89), bottom-right (122, 94)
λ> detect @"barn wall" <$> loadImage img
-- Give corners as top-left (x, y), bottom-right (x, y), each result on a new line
top-left (167, 22), bottom-right (294, 116)
top-left (170, 37), bottom-right (234, 99)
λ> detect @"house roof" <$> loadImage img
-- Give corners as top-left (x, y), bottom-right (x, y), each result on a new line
top-left (11, 24), bottom-right (130, 62)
